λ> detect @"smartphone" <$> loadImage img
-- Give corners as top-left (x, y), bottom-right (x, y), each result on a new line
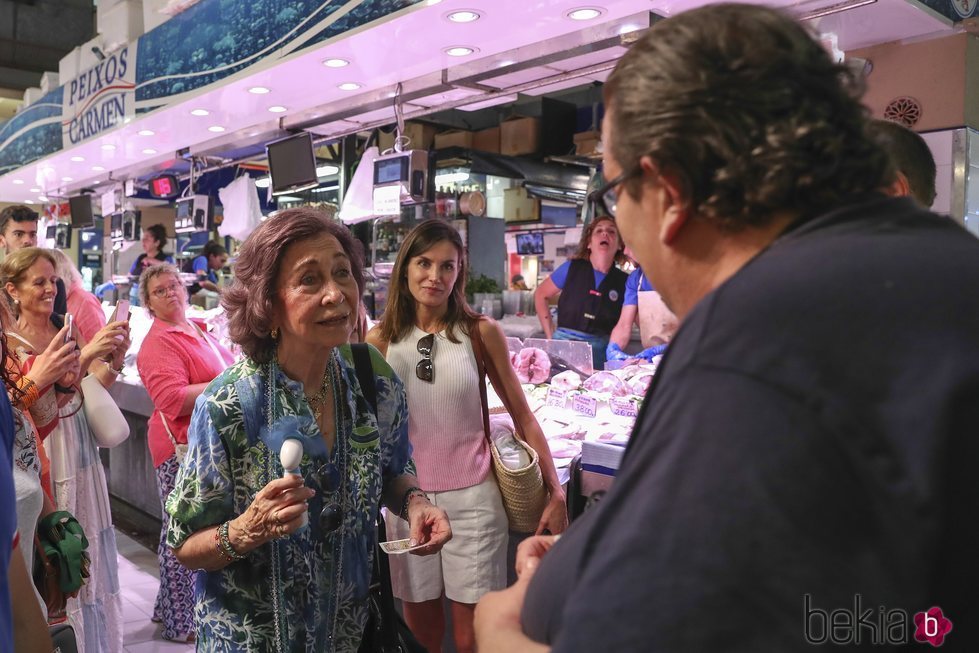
top-left (64, 313), bottom-right (74, 344)
top-left (111, 300), bottom-right (130, 323)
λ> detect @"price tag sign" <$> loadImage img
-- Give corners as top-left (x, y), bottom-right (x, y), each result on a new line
top-left (572, 393), bottom-right (598, 418)
top-left (609, 397), bottom-right (638, 418)
top-left (545, 387), bottom-right (567, 408)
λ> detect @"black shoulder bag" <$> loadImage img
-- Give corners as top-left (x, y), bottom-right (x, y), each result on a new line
top-left (351, 344), bottom-right (427, 653)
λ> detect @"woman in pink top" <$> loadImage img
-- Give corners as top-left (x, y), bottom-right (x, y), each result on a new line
top-left (49, 248), bottom-right (106, 343)
top-left (368, 220), bottom-right (567, 653)
top-left (135, 264), bottom-right (233, 643)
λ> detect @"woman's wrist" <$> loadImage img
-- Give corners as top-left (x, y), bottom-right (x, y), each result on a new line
top-left (400, 486), bottom-right (429, 520)
top-left (15, 376), bottom-right (39, 409)
top-left (103, 359), bottom-right (124, 375)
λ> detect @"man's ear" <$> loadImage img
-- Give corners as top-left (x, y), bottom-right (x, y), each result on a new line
top-left (640, 157), bottom-right (690, 245)
top-left (887, 172), bottom-right (912, 199)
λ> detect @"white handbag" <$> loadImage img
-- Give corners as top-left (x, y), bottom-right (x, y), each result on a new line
top-left (80, 374), bottom-right (130, 448)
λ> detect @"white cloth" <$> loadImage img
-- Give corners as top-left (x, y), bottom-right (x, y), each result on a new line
top-left (217, 174), bottom-right (263, 241)
top-left (489, 414), bottom-right (531, 469)
top-left (338, 146), bottom-right (379, 225)
top-left (384, 475), bottom-right (508, 604)
top-left (12, 407), bottom-right (45, 616)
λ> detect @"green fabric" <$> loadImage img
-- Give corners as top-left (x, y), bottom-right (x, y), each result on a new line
top-left (37, 511), bottom-right (89, 593)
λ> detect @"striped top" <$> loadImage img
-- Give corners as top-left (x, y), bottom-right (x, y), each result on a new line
top-left (386, 325), bottom-right (490, 492)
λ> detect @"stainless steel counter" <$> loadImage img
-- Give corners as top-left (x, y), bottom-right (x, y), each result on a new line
top-left (107, 376), bottom-right (161, 520)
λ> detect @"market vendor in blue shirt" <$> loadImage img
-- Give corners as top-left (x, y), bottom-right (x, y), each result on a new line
top-left (186, 240), bottom-right (228, 294)
top-left (534, 216), bottom-right (627, 369)
top-left (606, 258), bottom-right (679, 362)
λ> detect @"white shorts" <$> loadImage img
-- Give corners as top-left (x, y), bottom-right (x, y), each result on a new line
top-left (384, 475), bottom-right (508, 605)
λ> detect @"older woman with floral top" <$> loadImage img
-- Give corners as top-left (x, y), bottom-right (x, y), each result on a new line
top-left (165, 207), bottom-right (451, 651)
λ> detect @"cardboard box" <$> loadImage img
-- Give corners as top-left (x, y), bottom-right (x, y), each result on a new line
top-left (574, 130), bottom-right (602, 157)
top-left (378, 121), bottom-right (437, 152)
top-left (504, 187), bottom-right (540, 223)
top-left (434, 129), bottom-right (474, 150)
top-left (501, 116), bottom-right (540, 156)
top-left (473, 127), bottom-right (500, 153)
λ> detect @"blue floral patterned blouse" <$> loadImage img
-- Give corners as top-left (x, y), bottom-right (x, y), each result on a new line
top-left (166, 344), bottom-right (414, 652)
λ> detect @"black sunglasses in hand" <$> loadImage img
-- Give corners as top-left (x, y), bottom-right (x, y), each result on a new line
top-left (416, 333), bottom-right (435, 383)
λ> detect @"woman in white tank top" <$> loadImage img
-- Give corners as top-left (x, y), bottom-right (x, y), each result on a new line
top-left (368, 220), bottom-right (567, 653)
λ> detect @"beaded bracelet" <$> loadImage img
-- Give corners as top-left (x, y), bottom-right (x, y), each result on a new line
top-left (400, 486), bottom-right (428, 520)
top-left (216, 521), bottom-right (247, 562)
top-left (16, 377), bottom-right (39, 409)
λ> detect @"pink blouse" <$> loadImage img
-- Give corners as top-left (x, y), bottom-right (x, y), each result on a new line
top-left (66, 287), bottom-right (106, 344)
top-left (136, 318), bottom-right (234, 467)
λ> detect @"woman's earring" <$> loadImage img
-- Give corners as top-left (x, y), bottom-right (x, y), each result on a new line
top-left (13, 299), bottom-right (18, 306)
top-left (270, 327), bottom-right (278, 340)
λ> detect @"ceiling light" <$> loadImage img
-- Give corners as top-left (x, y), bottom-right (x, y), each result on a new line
top-left (445, 46), bottom-right (478, 57)
top-left (29, 187), bottom-right (40, 192)
top-left (338, 82), bottom-right (361, 91)
top-left (12, 179), bottom-right (23, 185)
top-left (142, 148), bottom-right (157, 154)
top-left (446, 9), bottom-right (480, 22)
top-left (38, 195), bottom-right (48, 202)
top-left (190, 108), bottom-right (210, 116)
top-left (249, 86), bottom-right (271, 94)
top-left (70, 156), bottom-right (85, 162)
top-left (435, 172), bottom-right (470, 184)
top-left (101, 143), bottom-right (116, 151)
top-left (138, 129), bottom-right (155, 136)
top-left (92, 165), bottom-right (105, 172)
top-left (426, 0), bottom-right (443, 5)
top-left (208, 125), bottom-right (226, 132)
top-left (567, 7), bottom-right (604, 21)
top-left (268, 105), bottom-right (287, 113)
top-left (61, 176), bottom-right (73, 182)
top-left (255, 177), bottom-right (271, 188)
top-left (322, 58), bottom-right (349, 68)
top-left (316, 164), bottom-right (340, 177)
top-left (23, 200), bottom-right (34, 205)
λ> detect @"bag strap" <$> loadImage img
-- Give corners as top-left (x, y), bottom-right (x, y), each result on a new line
top-left (350, 344), bottom-right (400, 649)
top-left (190, 320), bottom-right (227, 372)
top-left (469, 318), bottom-right (493, 449)
top-left (159, 413), bottom-right (181, 450)
top-left (350, 344), bottom-right (377, 417)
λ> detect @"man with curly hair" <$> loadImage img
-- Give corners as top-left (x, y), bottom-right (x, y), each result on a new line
top-left (475, 4), bottom-right (979, 651)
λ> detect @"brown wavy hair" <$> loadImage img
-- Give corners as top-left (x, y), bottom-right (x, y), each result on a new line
top-left (222, 207), bottom-right (365, 363)
top-left (377, 219), bottom-right (479, 345)
top-left (603, 3), bottom-right (892, 230)
top-left (573, 215), bottom-right (625, 263)
top-left (1, 248), bottom-right (58, 317)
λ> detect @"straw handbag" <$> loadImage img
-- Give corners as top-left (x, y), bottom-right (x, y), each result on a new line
top-left (470, 318), bottom-right (547, 533)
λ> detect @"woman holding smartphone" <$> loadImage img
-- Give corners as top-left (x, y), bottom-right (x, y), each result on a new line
top-left (1, 248), bottom-right (130, 652)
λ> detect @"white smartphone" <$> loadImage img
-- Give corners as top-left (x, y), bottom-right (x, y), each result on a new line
top-left (64, 313), bottom-right (74, 344)
top-left (112, 300), bottom-right (131, 323)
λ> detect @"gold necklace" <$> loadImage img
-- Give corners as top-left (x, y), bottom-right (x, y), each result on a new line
top-left (306, 364), bottom-right (332, 420)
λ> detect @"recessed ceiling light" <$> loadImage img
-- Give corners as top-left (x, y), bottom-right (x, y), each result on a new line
top-left (29, 187), bottom-right (40, 192)
top-left (23, 200), bottom-right (34, 205)
top-left (248, 86), bottom-right (271, 94)
top-left (70, 156), bottom-right (85, 162)
top-left (338, 82), bottom-right (361, 91)
top-left (446, 9), bottom-right (480, 22)
top-left (567, 7), bottom-right (604, 21)
top-left (445, 46), bottom-right (478, 57)
top-left (138, 129), bottom-right (155, 136)
top-left (38, 195), bottom-right (48, 202)
top-left (142, 148), bottom-right (157, 154)
top-left (12, 179), bottom-right (23, 185)
top-left (101, 143), bottom-right (116, 151)
top-left (426, 0), bottom-right (443, 5)
top-left (61, 176), bottom-right (73, 182)
top-left (268, 105), bottom-right (287, 113)
top-left (92, 165), bottom-right (105, 172)
top-left (322, 58), bottom-right (349, 68)
top-left (208, 125), bottom-right (226, 133)
top-left (190, 108), bottom-right (210, 116)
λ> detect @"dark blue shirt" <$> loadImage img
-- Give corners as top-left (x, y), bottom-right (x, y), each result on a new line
top-left (0, 387), bottom-right (17, 652)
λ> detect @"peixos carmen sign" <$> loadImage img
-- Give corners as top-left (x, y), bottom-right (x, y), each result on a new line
top-left (62, 46), bottom-right (136, 147)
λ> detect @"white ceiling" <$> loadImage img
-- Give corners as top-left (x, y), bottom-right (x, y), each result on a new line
top-left (0, 0), bottom-right (959, 206)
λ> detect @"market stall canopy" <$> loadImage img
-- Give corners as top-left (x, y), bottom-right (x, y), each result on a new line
top-left (0, 0), bottom-right (957, 206)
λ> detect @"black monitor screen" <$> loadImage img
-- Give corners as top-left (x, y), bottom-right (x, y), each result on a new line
top-left (55, 224), bottom-right (72, 249)
top-left (69, 195), bottom-right (94, 228)
top-left (266, 132), bottom-right (318, 195)
top-left (110, 212), bottom-right (123, 237)
top-left (45, 225), bottom-right (57, 240)
top-left (516, 231), bottom-right (544, 256)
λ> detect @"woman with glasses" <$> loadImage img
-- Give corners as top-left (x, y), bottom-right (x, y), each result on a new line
top-left (533, 215), bottom-right (627, 370)
top-left (368, 219), bottom-right (567, 653)
top-left (1, 247), bottom-right (130, 652)
top-left (165, 208), bottom-right (450, 651)
top-left (135, 263), bottom-right (233, 643)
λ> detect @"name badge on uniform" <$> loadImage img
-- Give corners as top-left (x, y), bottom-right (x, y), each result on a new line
top-left (609, 290), bottom-right (620, 302)
top-left (583, 312), bottom-right (596, 320)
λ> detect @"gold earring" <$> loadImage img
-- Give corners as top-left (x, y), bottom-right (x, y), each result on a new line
top-left (270, 327), bottom-right (278, 340)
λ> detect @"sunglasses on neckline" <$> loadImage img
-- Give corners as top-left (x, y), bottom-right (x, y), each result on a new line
top-left (416, 333), bottom-right (435, 383)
